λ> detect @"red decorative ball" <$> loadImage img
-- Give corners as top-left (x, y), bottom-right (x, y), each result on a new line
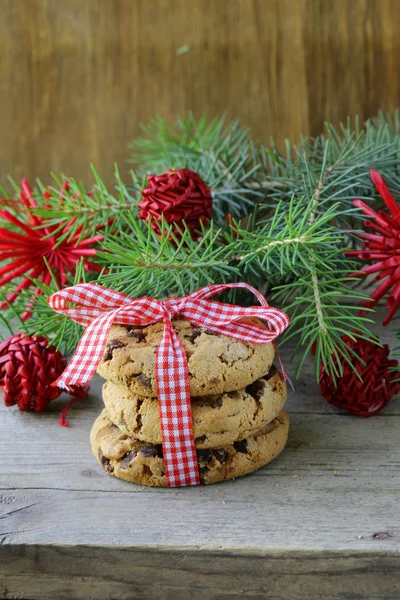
top-left (0, 333), bottom-right (88, 424)
top-left (138, 168), bottom-right (212, 239)
top-left (319, 335), bottom-right (400, 416)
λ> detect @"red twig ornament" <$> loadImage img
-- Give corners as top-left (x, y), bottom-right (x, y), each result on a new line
top-left (0, 179), bottom-right (106, 318)
top-left (320, 335), bottom-right (400, 416)
top-left (346, 169), bottom-right (400, 325)
top-left (138, 168), bottom-right (212, 239)
top-left (0, 333), bottom-right (89, 426)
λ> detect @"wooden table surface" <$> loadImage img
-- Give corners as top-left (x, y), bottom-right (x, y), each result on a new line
top-left (1, 315), bottom-right (399, 600)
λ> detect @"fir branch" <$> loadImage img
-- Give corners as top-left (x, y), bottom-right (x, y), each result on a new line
top-left (223, 198), bottom-right (375, 377)
top-left (3, 109), bottom-right (398, 380)
top-left (31, 165), bottom-right (143, 243)
top-left (15, 260), bottom-right (89, 355)
top-left (274, 269), bottom-right (377, 381)
top-left (131, 112), bottom-right (400, 232)
top-left (97, 215), bottom-right (240, 298)
top-left (130, 113), bottom-right (266, 222)
top-left (262, 114), bottom-right (400, 223)
top-left (0, 295), bottom-right (25, 339)
top-left (96, 195), bottom-right (376, 377)
top-left (234, 198), bottom-right (344, 270)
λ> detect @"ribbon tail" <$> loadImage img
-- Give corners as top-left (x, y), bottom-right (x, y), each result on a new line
top-left (53, 311), bottom-right (117, 388)
top-left (53, 380), bottom-right (70, 391)
top-left (156, 321), bottom-right (200, 487)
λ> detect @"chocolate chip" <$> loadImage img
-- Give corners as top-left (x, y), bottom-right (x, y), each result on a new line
top-left (195, 435), bottom-right (207, 443)
top-left (265, 364), bottom-right (277, 380)
top-left (103, 339), bottom-right (126, 361)
top-left (98, 449), bottom-right (114, 473)
top-left (245, 380), bottom-right (266, 402)
top-left (219, 353), bottom-right (230, 364)
top-left (156, 445), bottom-right (163, 456)
top-left (197, 449), bottom-right (212, 475)
top-left (189, 327), bottom-right (218, 344)
top-left (120, 450), bottom-right (137, 469)
top-left (142, 465), bottom-right (152, 477)
top-left (197, 449), bottom-right (212, 465)
top-left (139, 446), bottom-right (159, 458)
top-left (136, 373), bottom-right (152, 388)
top-left (127, 329), bottom-right (146, 342)
top-left (234, 439), bottom-right (248, 454)
top-left (189, 328), bottom-right (203, 344)
top-left (126, 325), bottom-right (143, 332)
top-left (213, 449), bottom-right (227, 463)
top-left (212, 397), bottom-right (223, 409)
top-left (136, 414), bottom-right (142, 431)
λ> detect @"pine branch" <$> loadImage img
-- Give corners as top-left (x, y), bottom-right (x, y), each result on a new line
top-left (234, 198), bottom-right (344, 272)
top-left (15, 193), bottom-right (377, 378)
top-left (11, 261), bottom-right (88, 355)
top-left (130, 113), bottom-right (266, 222)
top-left (131, 112), bottom-right (400, 233)
top-left (97, 214), bottom-right (240, 298)
top-left (3, 109), bottom-right (399, 380)
top-left (274, 272), bottom-right (377, 381)
top-left (262, 114), bottom-right (400, 222)
top-left (30, 165), bottom-right (143, 243)
top-left (95, 195), bottom-right (376, 377)
top-left (0, 295), bottom-right (25, 339)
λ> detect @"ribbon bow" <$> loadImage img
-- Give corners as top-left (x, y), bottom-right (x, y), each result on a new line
top-left (48, 282), bottom-right (289, 487)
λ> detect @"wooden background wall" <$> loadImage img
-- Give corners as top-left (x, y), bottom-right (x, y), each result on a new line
top-left (0, 0), bottom-right (399, 185)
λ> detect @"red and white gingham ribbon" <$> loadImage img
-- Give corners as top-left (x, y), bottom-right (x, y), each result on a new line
top-left (48, 282), bottom-right (289, 487)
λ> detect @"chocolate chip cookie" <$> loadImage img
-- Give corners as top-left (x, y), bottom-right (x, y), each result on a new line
top-left (90, 408), bottom-right (289, 486)
top-left (102, 365), bottom-right (286, 449)
top-left (96, 319), bottom-right (275, 397)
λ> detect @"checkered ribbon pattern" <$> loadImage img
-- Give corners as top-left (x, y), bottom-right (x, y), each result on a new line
top-left (48, 282), bottom-right (290, 487)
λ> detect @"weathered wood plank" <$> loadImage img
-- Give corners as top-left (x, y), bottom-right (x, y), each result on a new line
top-left (1, 546), bottom-right (400, 600)
top-left (1, 469), bottom-right (399, 548)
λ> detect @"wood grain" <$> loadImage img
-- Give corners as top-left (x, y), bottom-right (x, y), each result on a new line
top-left (1, 546), bottom-right (400, 600)
top-left (0, 0), bottom-right (399, 185)
top-left (0, 309), bottom-right (399, 599)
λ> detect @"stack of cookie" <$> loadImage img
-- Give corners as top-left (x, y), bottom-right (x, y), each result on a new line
top-left (90, 319), bottom-right (289, 486)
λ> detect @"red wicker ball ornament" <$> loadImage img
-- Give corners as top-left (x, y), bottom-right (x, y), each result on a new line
top-left (319, 335), bottom-right (400, 416)
top-left (0, 333), bottom-right (88, 424)
top-left (138, 168), bottom-right (212, 239)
